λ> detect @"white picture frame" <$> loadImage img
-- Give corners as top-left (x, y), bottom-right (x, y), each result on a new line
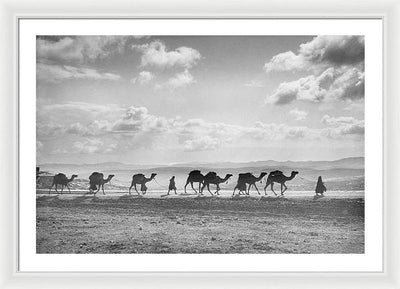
top-left (1, 0), bottom-right (399, 288)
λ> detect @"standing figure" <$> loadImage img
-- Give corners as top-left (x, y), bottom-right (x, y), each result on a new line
top-left (315, 176), bottom-right (327, 196)
top-left (168, 176), bottom-right (177, 195)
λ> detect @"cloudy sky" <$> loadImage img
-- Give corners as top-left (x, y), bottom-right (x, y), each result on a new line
top-left (36, 35), bottom-right (364, 165)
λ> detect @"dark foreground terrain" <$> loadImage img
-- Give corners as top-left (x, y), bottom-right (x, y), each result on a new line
top-left (36, 194), bottom-right (364, 254)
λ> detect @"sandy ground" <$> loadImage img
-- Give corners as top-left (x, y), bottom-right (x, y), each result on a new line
top-left (36, 194), bottom-right (364, 254)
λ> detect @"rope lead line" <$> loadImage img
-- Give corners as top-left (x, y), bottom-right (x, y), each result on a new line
top-left (153, 178), bottom-right (169, 189)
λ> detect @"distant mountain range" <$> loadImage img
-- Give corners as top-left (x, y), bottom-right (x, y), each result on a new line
top-left (168, 157), bottom-right (364, 170)
top-left (39, 157), bottom-right (364, 173)
top-left (38, 157), bottom-right (364, 191)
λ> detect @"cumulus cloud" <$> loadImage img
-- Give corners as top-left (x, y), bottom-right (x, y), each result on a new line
top-left (299, 35), bottom-right (364, 66)
top-left (37, 36), bottom-right (130, 64)
top-left (244, 121), bottom-right (311, 141)
top-left (266, 67), bottom-right (364, 105)
top-left (264, 36), bottom-right (365, 106)
top-left (264, 36), bottom-right (364, 73)
top-left (344, 101), bottom-right (364, 111)
top-left (328, 68), bottom-right (364, 101)
top-left (37, 123), bottom-right (66, 138)
top-left (70, 138), bottom-right (118, 154)
top-left (37, 103), bottom-right (364, 155)
top-left (39, 102), bottom-right (123, 115)
top-left (183, 136), bottom-right (220, 152)
top-left (132, 40), bottom-right (201, 69)
top-left (289, 108), bottom-right (308, 121)
top-left (321, 115), bottom-right (364, 137)
top-left (111, 106), bottom-right (169, 134)
top-left (156, 70), bottom-right (195, 90)
top-left (131, 71), bottom-right (155, 85)
top-left (37, 63), bottom-right (121, 83)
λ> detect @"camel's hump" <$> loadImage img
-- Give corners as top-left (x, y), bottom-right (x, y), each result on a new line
top-left (133, 173), bottom-right (145, 178)
top-left (55, 173), bottom-right (66, 177)
top-left (189, 170), bottom-right (201, 174)
top-left (205, 171), bottom-right (217, 177)
top-left (89, 172), bottom-right (103, 179)
top-left (269, 170), bottom-right (283, 175)
top-left (238, 172), bottom-right (252, 177)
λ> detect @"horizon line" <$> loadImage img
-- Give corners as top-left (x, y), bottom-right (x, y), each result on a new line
top-left (38, 156), bottom-right (364, 167)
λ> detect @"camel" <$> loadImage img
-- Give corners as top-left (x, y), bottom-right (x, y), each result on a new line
top-left (184, 170), bottom-right (205, 194)
top-left (49, 173), bottom-right (78, 194)
top-left (88, 172), bottom-right (114, 195)
top-left (129, 173), bottom-right (157, 195)
top-left (201, 172), bottom-right (233, 195)
top-left (263, 170), bottom-right (299, 196)
top-left (235, 172), bottom-right (267, 195)
top-left (232, 179), bottom-right (247, 196)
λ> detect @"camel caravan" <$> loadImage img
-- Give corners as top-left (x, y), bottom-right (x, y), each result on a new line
top-left (44, 169), bottom-right (303, 197)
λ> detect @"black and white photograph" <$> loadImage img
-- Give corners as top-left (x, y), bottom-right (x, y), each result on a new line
top-left (35, 34), bottom-right (365, 254)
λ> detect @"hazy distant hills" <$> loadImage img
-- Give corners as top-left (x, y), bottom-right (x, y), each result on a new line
top-left (38, 157), bottom-right (364, 191)
top-left (39, 157), bottom-right (364, 173)
top-left (170, 157), bottom-right (364, 170)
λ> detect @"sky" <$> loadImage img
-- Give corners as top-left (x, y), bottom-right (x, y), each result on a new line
top-left (36, 35), bottom-right (365, 165)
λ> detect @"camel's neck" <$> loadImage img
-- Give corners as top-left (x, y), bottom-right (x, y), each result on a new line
top-left (256, 174), bottom-right (265, 181)
top-left (221, 175), bottom-right (231, 182)
top-left (104, 176), bottom-right (113, 183)
top-left (145, 176), bottom-right (155, 183)
top-left (287, 173), bottom-right (296, 180)
top-left (68, 176), bottom-right (76, 182)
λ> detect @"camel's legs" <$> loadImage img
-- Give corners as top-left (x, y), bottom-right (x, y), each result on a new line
top-left (263, 181), bottom-right (270, 195)
top-left (246, 184), bottom-right (251, 195)
top-left (198, 183), bottom-right (202, 195)
top-left (281, 183), bottom-right (287, 195)
top-left (167, 189), bottom-right (170, 195)
top-left (55, 184), bottom-right (59, 194)
top-left (206, 184), bottom-right (213, 196)
top-left (270, 182), bottom-right (278, 196)
top-left (200, 183), bottom-right (206, 194)
top-left (66, 184), bottom-right (71, 193)
top-left (93, 185), bottom-right (100, 195)
top-left (253, 184), bottom-right (260, 195)
top-left (60, 185), bottom-right (65, 194)
top-left (49, 183), bottom-right (54, 194)
top-left (184, 180), bottom-right (190, 194)
top-left (232, 187), bottom-right (237, 196)
top-left (102, 184), bottom-right (106, 195)
top-left (215, 185), bottom-right (220, 195)
top-left (190, 182), bottom-right (198, 194)
top-left (128, 183), bottom-right (133, 195)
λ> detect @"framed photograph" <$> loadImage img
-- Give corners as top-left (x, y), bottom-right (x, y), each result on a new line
top-left (1, 0), bottom-right (399, 288)
top-left (22, 16), bottom-right (381, 270)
